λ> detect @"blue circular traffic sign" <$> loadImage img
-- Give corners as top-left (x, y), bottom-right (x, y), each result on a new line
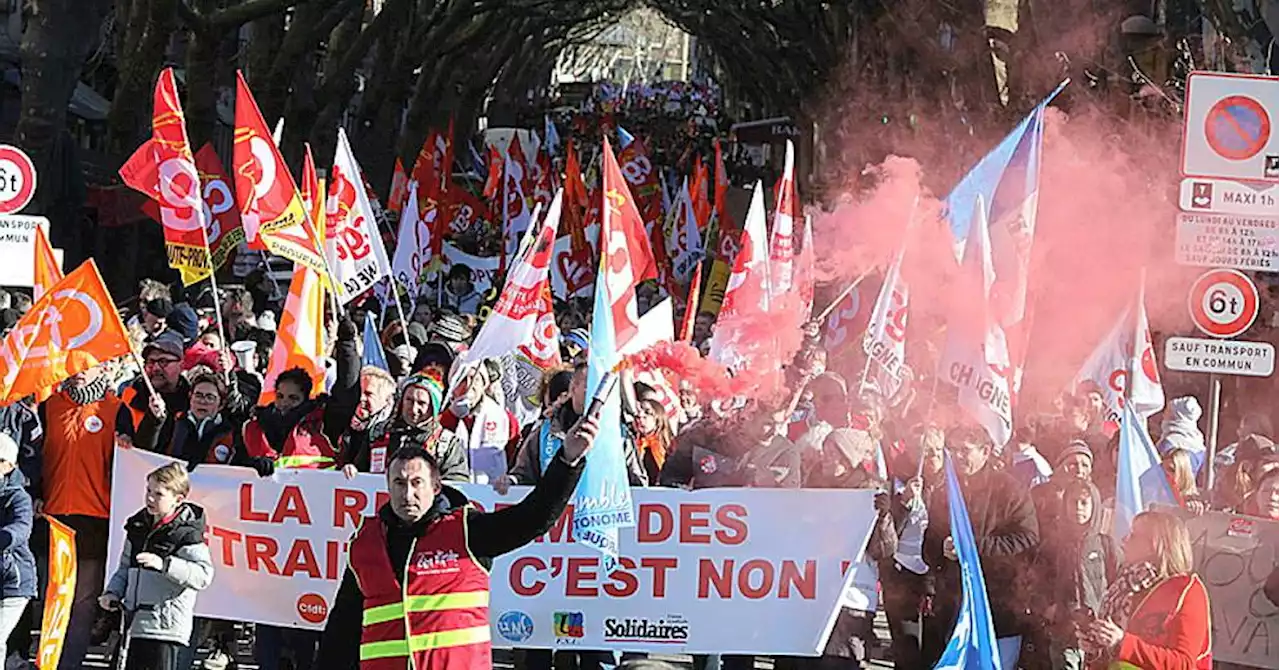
top-left (1204, 96), bottom-right (1271, 161)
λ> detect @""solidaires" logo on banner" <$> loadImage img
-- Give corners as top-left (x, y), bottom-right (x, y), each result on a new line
top-left (602, 615), bottom-right (690, 644)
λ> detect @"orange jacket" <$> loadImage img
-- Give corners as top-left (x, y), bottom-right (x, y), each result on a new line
top-left (40, 390), bottom-right (121, 519)
top-left (1114, 573), bottom-right (1211, 670)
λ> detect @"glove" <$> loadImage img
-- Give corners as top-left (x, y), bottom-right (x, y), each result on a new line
top-left (337, 318), bottom-right (357, 341)
top-left (249, 457), bottom-right (275, 477)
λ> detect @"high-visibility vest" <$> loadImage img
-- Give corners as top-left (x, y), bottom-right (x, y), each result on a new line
top-left (347, 508), bottom-right (492, 670)
top-left (241, 405), bottom-right (338, 470)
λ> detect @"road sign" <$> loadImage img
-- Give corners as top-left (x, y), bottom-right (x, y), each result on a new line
top-left (1179, 178), bottom-right (1278, 215)
top-left (1165, 336), bottom-right (1276, 377)
top-left (1181, 72), bottom-right (1279, 182)
top-left (0, 145), bottom-right (36, 215)
top-left (1175, 212), bottom-right (1278, 272)
top-left (1187, 268), bottom-right (1260, 338)
top-left (0, 215), bottom-right (64, 287)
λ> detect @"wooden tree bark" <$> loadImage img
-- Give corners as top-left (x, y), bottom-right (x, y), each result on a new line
top-left (106, 0), bottom-right (180, 155)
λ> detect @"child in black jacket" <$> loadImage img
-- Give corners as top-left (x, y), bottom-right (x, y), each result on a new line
top-left (1043, 479), bottom-right (1121, 670)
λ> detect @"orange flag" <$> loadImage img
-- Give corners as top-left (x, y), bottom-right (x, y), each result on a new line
top-left (36, 517), bottom-right (75, 670)
top-left (387, 158), bottom-right (408, 214)
top-left (32, 226), bottom-right (62, 301)
top-left (562, 139), bottom-right (591, 255)
top-left (0, 260), bottom-right (131, 403)
top-left (259, 264), bottom-right (326, 406)
top-left (232, 71), bottom-right (327, 276)
top-left (483, 144), bottom-right (503, 199)
top-left (118, 68), bottom-right (213, 286)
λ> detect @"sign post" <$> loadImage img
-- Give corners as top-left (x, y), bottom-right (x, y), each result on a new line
top-left (1177, 72), bottom-right (1279, 507)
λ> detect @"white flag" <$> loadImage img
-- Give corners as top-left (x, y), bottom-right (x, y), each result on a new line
top-left (709, 181), bottom-right (771, 368)
top-left (768, 140), bottom-right (797, 297)
top-left (862, 245), bottom-right (909, 399)
top-left (326, 128), bottom-right (392, 304)
top-left (1072, 284), bottom-right (1165, 427)
top-left (663, 178), bottom-right (702, 285)
top-left (390, 181), bottom-right (422, 300)
top-left (938, 196), bottom-right (1013, 448)
top-left (457, 191), bottom-right (563, 375)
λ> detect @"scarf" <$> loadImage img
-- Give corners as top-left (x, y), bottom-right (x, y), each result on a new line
top-left (1099, 561), bottom-right (1162, 628)
top-left (65, 376), bottom-right (110, 406)
top-left (636, 432), bottom-right (667, 471)
top-left (350, 402), bottom-right (393, 433)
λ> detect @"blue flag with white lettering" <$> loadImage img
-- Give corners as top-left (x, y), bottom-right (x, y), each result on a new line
top-left (934, 453), bottom-right (1001, 670)
top-left (571, 261), bottom-right (635, 571)
top-left (362, 312), bottom-right (388, 371)
top-left (1114, 403), bottom-right (1177, 541)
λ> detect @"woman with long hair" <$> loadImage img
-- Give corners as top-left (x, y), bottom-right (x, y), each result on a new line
top-left (1162, 448), bottom-right (1207, 514)
top-left (1243, 461), bottom-right (1280, 520)
top-left (632, 398), bottom-right (673, 485)
top-left (1082, 510), bottom-right (1211, 669)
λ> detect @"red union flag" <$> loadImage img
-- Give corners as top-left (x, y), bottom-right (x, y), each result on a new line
top-left (768, 140), bottom-right (798, 296)
top-left (458, 192), bottom-right (563, 372)
top-left (601, 138), bottom-right (657, 348)
top-left (117, 68), bottom-right (212, 286)
top-left (232, 71), bottom-right (327, 276)
top-left (193, 144), bottom-right (245, 272)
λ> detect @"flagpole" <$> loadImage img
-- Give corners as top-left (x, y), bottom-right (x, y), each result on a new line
top-left (198, 226), bottom-right (230, 371)
top-left (815, 266), bottom-right (875, 322)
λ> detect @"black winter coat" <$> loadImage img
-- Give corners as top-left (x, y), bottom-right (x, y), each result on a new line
top-left (924, 463), bottom-right (1039, 637)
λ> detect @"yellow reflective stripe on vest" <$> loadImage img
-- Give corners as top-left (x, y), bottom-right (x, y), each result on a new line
top-left (361, 591), bottom-right (490, 626)
top-left (358, 625), bottom-right (491, 660)
top-left (275, 454), bottom-right (334, 469)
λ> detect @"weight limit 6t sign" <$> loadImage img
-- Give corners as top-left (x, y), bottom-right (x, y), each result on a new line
top-left (1187, 268), bottom-right (1260, 338)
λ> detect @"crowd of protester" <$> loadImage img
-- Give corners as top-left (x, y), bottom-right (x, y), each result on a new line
top-left (0, 254), bottom-right (1272, 670)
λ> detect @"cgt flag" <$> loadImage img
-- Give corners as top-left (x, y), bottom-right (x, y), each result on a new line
top-left (1072, 280), bottom-right (1165, 432)
top-left (768, 139), bottom-right (798, 296)
top-left (0, 261), bottom-right (131, 403)
top-left (600, 137), bottom-right (657, 349)
top-left (325, 128), bottom-right (393, 304)
top-left (232, 72), bottom-right (328, 276)
top-left (36, 517), bottom-right (76, 670)
top-left (934, 452), bottom-right (1002, 670)
top-left (193, 144), bottom-right (246, 273)
top-left (118, 68), bottom-right (214, 286)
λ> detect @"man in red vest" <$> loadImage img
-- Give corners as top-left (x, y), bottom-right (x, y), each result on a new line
top-left (319, 401), bottom-right (600, 669)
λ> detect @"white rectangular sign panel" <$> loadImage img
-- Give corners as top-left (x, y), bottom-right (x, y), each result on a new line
top-left (1164, 336), bottom-right (1276, 377)
top-left (1181, 72), bottom-right (1279, 182)
top-left (0, 215), bottom-right (64, 287)
top-left (1179, 178), bottom-right (1278, 216)
top-left (1174, 212), bottom-right (1278, 272)
top-left (108, 448), bottom-right (876, 655)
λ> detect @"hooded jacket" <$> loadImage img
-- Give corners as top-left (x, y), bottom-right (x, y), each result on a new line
top-left (104, 502), bottom-right (214, 645)
top-left (1041, 482), bottom-right (1121, 638)
top-left (0, 469), bottom-right (36, 600)
top-left (511, 401), bottom-right (648, 486)
top-left (318, 448), bottom-right (585, 669)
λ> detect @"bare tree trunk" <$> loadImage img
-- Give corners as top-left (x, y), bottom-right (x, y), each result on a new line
top-left (14, 0), bottom-right (113, 211)
top-left (106, 0), bottom-right (179, 155)
top-left (184, 25), bottom-right (222, 151)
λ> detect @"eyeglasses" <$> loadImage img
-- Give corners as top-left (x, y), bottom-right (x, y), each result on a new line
top-left (144, 357), bottom-right (180, 368)
top-left (192, 392), bottom-right (221, 403)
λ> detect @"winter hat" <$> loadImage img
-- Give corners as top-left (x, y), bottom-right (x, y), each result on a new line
top-left (182, 341), bottom-right (223, 373)
top-left (144, 297), bottom-right (174, 319)
top-left (429, 313), bottom-right (472, 343)
top-left (141, 331), bottom-right (185, 360)
top-left (1055, 440), bottom-right (1094, 468)
top-left (824, 428), bottom-right (876, 467)
top-left (563, 328), bottom-right (590, 352)
top-left (166, 303), bottom-right (200, 342)
top-left (405, 322), bottom-right (430, 348)
top-left (257, 311), bottom-right (278, 332)
top-left (399, 372), bottom-right (444, 416)
top-left (1159, 396), bottom-right (1206, 454)
top-left (0, 433), bottom-right (17, 465)
top-left (1237, 434), bottom-right (1278, 463)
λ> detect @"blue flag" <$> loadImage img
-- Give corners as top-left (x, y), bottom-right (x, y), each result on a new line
top-left (362, 312), bottom-right (388, 371)
top-left (1114, 403), bottom-right (1177, 541)
top-left (944, 81), bottom-right (1067, 243)
top-left (544, 115), bottom-right (561, 155)
top-left (934, 453), bottom-right (1001, 670)
top-left (572, 262), bottom-right (636, 570)
top-left (618, 126), bottom-right (635, 150)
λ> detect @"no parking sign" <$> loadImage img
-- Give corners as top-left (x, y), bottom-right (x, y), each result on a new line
top-left (1181, 72), bottom-right (1279, 182)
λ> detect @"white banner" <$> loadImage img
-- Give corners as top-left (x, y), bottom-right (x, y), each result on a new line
top-left (442, 243), bottom-right (502, 297)
top-left (108, 448), bottom-right (876, 655)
